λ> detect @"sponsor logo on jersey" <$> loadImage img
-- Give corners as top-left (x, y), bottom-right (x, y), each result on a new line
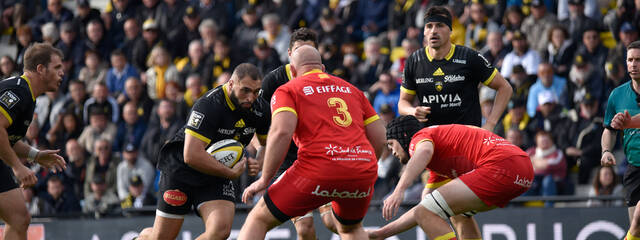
top-left (513, 175), bottom-right (533, 188)
top-left (163, 189), bottom-right (187, 206)
top-left (303, 86), bottom-right (314, 95)
top-left (316, 85), bottom-right (352, 94)
top-left (311, 185), bottom-right (371, 199)
top-left (452, 59), bottom-right (467, 64)
top-left (218, 128), bottom-right (235, 135)
top-left (0, 91), bottom-right (19, 109)
top-left (271, 95), bottom-right (277, 106)
top-left (187, 111), bottom-right (204, 129)
top-left (8, 135), bottom-right (22, 142)
top-left (478, 54), bottom-right (492, 68)
top-left (243, 127), bottom-right (256, 135)
top-left (24, 120), bottom-right (30, 127)
top-left (222, 180), bottom-right (235, 198)
top-left (325, 144), bottom-right (373, 156)
top-left (444, 75), bottom-right (465, 83)
top-left (435, 81), bottom-right (443, 91)
top-left (422, 94), bottom-right (462, 104)
top-left (415, 78), bottom-right (433, 84)
top-left (433, 68), bottom-right (445, 76)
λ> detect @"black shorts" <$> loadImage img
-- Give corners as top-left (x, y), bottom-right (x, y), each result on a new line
top-left (0, 162), bottom-right (18, 193)
top-left (156, 171), bottom-right (236, 218)
top-left (623, 164), bottom-right (640, 207)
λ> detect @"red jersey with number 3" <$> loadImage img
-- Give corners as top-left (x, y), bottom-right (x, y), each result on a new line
top-left (271, 70), bottom-right (380, 181)
top-left (409, 124), bottom-right (529, 181)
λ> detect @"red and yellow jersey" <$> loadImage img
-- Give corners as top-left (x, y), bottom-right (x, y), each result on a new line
top-left (409, 124), bottom-right (528, 184)
top-left (271, 70), bottom-right (380, 181)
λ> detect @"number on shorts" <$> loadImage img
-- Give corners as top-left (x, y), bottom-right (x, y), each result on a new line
top-left (327, 97), bottom-right (352, 127)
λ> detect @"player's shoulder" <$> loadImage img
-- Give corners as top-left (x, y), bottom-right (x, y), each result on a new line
top-left (264, 65), bottom-right (289, 82)
top-left (611, 81), bottom-right (631, 95)
top-left (408, 47), bottom-right (428, 62)
top-left (0, 76), bottom-right (31, 98)
top-left (451, 44), bottom-right (479, 60)
top-left (197, 86), bottom-right (226, 107)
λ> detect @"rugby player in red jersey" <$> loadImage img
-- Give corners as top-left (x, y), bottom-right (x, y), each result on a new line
top-left (238, 46), bottom-right (386, 240)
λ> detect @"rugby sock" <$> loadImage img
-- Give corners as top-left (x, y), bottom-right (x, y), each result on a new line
top-left (433, 232), bottom-right (457, 240)
top-left (626, 231), bottom-right (640, 240)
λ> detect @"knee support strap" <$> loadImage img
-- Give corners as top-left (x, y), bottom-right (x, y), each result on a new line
top-left (419, 190), bottom-right (455, 221)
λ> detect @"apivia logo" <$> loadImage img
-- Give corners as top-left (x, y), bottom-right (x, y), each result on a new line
top-left (303, 86), bottom-right (314, 95)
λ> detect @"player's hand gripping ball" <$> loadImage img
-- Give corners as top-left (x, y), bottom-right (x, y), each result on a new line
top-left (206, 139), bottom-right (244, 168)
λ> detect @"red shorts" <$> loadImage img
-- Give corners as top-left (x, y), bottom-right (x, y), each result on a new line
top-left (265, 169), bottom-right (376, 225)
top-left (458, 154), bottom-right (533, 207)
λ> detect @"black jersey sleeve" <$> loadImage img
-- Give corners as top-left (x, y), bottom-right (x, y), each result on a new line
top-left (255, 98), bottom-right (271, 140)
top-left (0, 88), bottom-right (29, 127)
top-left (401, 52), bottom-right (418, 95)
top-left (469, 51), bottom-right (499, 86)
top-left (184, 98), bottom-right (221, 145)
top-left (261, 69), bottom-right (279, 104)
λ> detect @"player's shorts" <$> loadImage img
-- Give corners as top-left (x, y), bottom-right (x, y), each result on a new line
top-left (265, 169), bottom-right (375, 225)
top-left (0, 162), bottom-right (18, 193)
top-left (156, 171), bottom-right (236, 218)
top-left (623, 164), bottom-right (640, 207)
top-left (458, 154), bottom-right (533, 208)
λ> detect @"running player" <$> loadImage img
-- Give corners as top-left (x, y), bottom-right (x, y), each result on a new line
top-left (0, 43), bottom-right (67, 240)
top-left (259, 27), bottom-right (337, 237)
top-left (137, 63), bottom-right (269, 240)
top-left (378, 116), bottom-right (533, 240)
top-left (238, 46), bottom-right (386, 239)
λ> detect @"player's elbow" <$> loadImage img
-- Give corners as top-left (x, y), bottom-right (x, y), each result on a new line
top-left (366, 120), bottom-right (387, 158)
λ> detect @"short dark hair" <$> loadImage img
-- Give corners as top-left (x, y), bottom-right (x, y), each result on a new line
top-left (628, 40), bottom-right (640, 50)
top-left (23, 43), bottom-right (63, 72)
top-left (232, 63), bottom-right (262, 82)
top-left (110, 49), bottom-right (125, 58)
top-left (288, 28), bottom-right (318, 50)
top-left (424, 6), bottom-right (452, 24)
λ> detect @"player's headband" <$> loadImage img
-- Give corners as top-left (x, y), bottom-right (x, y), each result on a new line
top-left (425, 15), bottom-right (452, 30)
top-left (386, 115), bottom-right (423, 156)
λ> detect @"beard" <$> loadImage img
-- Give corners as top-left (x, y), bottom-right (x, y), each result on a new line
top-left (229, 90), bottom-right (252, 112)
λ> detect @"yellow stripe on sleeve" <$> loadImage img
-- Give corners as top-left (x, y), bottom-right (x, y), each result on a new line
top-left (185, 129), bottom-right (211, 145)
top-left (483, 68), bottom-right (498, 86)
top-left (364, 115), bottom-right (380, 125)
top-left (433, 232), bottom-right (456, 240)
top-left (272, 107), bottom-right (298, 117)
top-left (425, 178), bottom-right (452, 189)
top-left (0, 106), bottom-right (12, 125)
top-left (400, 86), bottom-right (416, 95)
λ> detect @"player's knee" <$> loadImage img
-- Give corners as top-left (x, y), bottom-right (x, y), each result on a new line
top-left (321, 216), bottom-right (337, 233)
top-left (204, 227), bottom-right (231, 240)
top-left (418, 190), bottom-right (454, 221)
top-left (294, 218), bottom-right (315, 236)
top-left (137, 227), bottom-right (153, 240)
top-left (336, 222), bottom-right (362, 234)
top-left (6, 210), bottom-right (30, 232)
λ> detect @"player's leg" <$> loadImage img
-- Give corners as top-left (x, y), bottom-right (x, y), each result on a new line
top-left (624, 165), bottom-right (640, 239)
top-left (318, 202), bottom-right (337, 233)
top-left (238, 198), bottom-right (283, 240)
top-left (144, 213), bottom-right (185, 240)
top-left (292, 212), bottom-right (317, 240)
top-left (333, 219), bottom-right (367, 240)
top-left (331, 179), bottom-right (376, 240)
top-left (414, 179), bottom-right (495, 240)
top-left (198, 200), bottom-right (235, 240)
top-left (0, 188), bottom-right (30, 240)
top-left (450, 215), bottom-right (481, 240)
top-left (141, 172), bottom-right (190, 240)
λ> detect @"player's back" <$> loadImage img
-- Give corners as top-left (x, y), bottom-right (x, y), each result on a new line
top-left (273, 70), bottom-right (378, 180)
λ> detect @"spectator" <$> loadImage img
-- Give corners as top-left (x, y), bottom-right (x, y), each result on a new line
top-left (106, 50), bottom-right (139, 96)
top-left (34, 91), bottom-right (65, 135)
top-left (63, 139), bottom-right (87, 200)
top-left (480, 86), bottom-right (497, 126)
top-left (607, 22), bottom-right (638, 82)
top-left (501, 6), bottom-right (525, 43)
top-left (369, 72), bottom-right (400, 116)
top-left (157, 0), bottom-right (187, 39)
top-left (83, 20), bottom-right (113, 63)
top-left (248, 37), bottom-right (282, 75)
top-left (206, 36), bottom-right (234, 87)
top-left (508, 65), bottom-right (535, 100)
top-left (0, 55), bottom-right (19, 79)
top-left (116, 143), bottom-right (155, 200)
top-left (347, 0), bottom-right (390, 40)
top-left (195, 0), bottom-right (232, 36)
top-left (120, 175), bottom-right (156, 209)
top-left (318, 39), bottom-right (342, 75)
top-left (85, 139), bottom-right (120, 198)
top-left (71, 0), bottom-right (101, 38)
top-left (465, 1), bottom-right (500, 50)
top-left (566, 54), bottom-right (605, 108)
top-left (83, 82), bottom-right (120, 124)
top-left (231, 6), bottom-right (261, 62)
top-left (119, 18), bottom-right (141, 63)
top-left (176, 74), bottom-right (206, 121)
top-left (144, 45), bottom-right (179, 100)
top-left (77, 49), bottom-right (108, 92)
top-left (38, 176), bottom-right (82, 215)
top-left (198, 19), bottom-right (218, 56)
top-left (113, 101), bottom-right (148, 152)
top-left (524, 131), bottom-right (568, 207)
top-left (507, 128), bottom-right (530, 150)
top-left (501, 30), bottom-right (541, 78)
top-left (166, 5), bottom-right (201, 59)
top-left (117, 77), bottom-right (154, 123)
top-left (132, 18), bottom-right (163, 71)
top-left (577, 27), bottom-right (608, 74)
top-left (559, 0), bottom-right (601, 44)
top-left (258, 13), bottom-right (291, 63)
top-left (163, 81), bottom-right (183, 103)
top-left (178, 40), bottom-right (209, 87)
top-left (496, 98), bottom-right (532, 141)
top-left (107, 0), bottom-right (137, 45)
top-left (481, 31), bottom-right (509, 70)
top-left (15, 25), bottom-right (33, 68)
top-left (558, 92), bottom-right (603, 184)
top-left (56, 21), bottom-right (84, 67)
top-left (356, 36), bottom-right (391, 89)
top-left (140, 99), bottom-right (182, 166)
top-left (527, 63), bottom-right (569, 117)
top-left (83, 175), bottom-right (120, 216)
top-left (58, 80), bottom-right (88, 124)
top-left (526, 90), bottom-right (571, 145)
top-left (315, 7), bottom-right (347, 48)
top-left (390, 38), bottom-right (420, 83)
top-left (521, 0), bottom-right (558, 55)
top-left (587, 166), bottom-right (624, 207)
top-left (386, 0), bottom-right (418, 45)
top-left (23, 187), bottom-right (42, 216)
top-left (543, 25), bottom-right (577, 78)
top-left (46, 111), bottom-right (82, 150)
top-left (135, 0), bottom-right (162, 28)
top-left (78, 105), bottom-right (117, 152)
top-left (40, 22), bottom-right (59, 45)
top-left (28, 0), bottom-right (73, 40)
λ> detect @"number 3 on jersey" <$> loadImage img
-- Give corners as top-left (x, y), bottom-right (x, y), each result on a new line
top-left (327, 97), bottom-right (352, 127)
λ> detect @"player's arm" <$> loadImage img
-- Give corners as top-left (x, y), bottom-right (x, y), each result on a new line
top-left (485, 72), bottom-right (512, 131)
top-left (601, 128), bottom-right (617, 166)
top-left (247, 134), bottom-right (266, 176)
top-left (259, 111), bottom-right (296, 183)
top-left (365, 119), bottom-right (386, 159)
top-left (0, 114), bottom-right (37, 187)
top-left (183, 132), bottom-right (245, 179)
top-left (611, 110), bottom-right (640, 129)
top-left (398, 91), bottom-right (417, 116)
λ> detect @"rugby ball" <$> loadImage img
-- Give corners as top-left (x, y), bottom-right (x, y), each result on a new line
top-left (206, 139), bottom-right (244, 168)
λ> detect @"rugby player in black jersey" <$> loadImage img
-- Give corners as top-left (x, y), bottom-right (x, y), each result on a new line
top-left (0, 43), bottom-right (67, 240)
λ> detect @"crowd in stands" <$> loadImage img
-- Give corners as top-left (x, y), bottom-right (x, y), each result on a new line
top-left (0, 0), bottom-right (632, 216)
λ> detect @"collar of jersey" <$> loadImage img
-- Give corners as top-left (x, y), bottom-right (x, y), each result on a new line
top-left (302, 69), bottom-right (323, 76)
top-left (20, 75), bottom-right (36, 101)
top-left (425, 44), bottom-right (455, 62)
top-left (222, 83), bottom-right (236, 111)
